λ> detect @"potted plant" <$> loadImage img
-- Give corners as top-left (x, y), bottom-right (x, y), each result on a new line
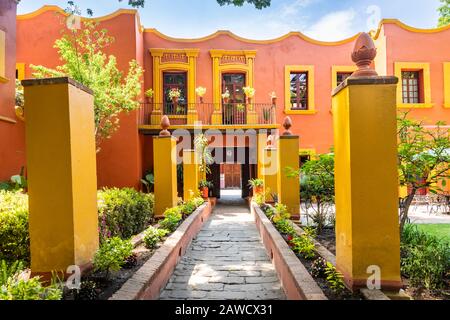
top-left (222, 89), bottom-right (230, 104)
top-left (235, 103), bottom-right (245, 124)
top-left (196, 86), bottom-right (207, 104)
top-left (243, 86), bottom-right (256, 104)
top-left (199, 180), bottom-right (213, 198)
top-left (15, 80), bottom-right (25, 121)
top-left (269, 91), bottom-right (277, 105)
top-left (248, 178), bottom-right (264, 195)
top-left (145, 88), bottom-right (154, 103)
top-left (168, 88), bottom-right (181, 105)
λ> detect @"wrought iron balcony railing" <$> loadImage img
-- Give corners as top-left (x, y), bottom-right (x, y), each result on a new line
top-left (138, 102), bottom-right (277, 126)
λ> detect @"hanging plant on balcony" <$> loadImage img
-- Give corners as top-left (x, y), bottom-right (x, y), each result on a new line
top-left (236, 103), bottom-right (245, 112)
top-left (243, 86), bottom-right (256, 104)
top-left (195, 86), bottom-right (207, 103)
top-left (168, 88), bottom-right (181, 104)
top-left (222, 89), bottom-right (230, 104)
top-left (269, 91), bottom-right (277, 105)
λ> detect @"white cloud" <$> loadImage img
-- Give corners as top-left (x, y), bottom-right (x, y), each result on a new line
top-left (304, 9), bottom-right (358, 41)
top-left (280, 0), bottom-right (316, 18)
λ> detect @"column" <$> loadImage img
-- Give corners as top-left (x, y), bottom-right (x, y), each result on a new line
top-left (262, 145), bottom-right (278, 203)
top-left (183, 149), bottom-right (199, 201)
top-left (23, 77), bottom-right (98, 276)
top-left (332, 32), bottom-right (402, 291)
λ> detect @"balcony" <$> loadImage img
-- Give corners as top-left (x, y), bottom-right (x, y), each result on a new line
top-left (138, 102), bottom-right (278, 131)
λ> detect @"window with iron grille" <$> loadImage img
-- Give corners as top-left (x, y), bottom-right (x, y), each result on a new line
top-left (401, 71), bottom-right (421, 104)
top-left (290, 72), bottom-right (308, 110)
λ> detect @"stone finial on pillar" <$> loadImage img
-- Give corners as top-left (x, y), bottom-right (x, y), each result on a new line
top-left (351, 32), bottom-right (378, 78)
top-left (159, 115), bottom-right (171, 137)
top-left (266, 135), bottom-right (274, 149)
top-left (282, 117), bottom-right (293, 136)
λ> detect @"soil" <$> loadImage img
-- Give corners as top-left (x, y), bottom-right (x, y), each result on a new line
top-left (315, 227), bottom-right (336, 255)
top-left (64, 244), bottom-right (158, 301)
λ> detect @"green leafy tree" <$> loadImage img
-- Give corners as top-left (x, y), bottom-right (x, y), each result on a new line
top-left (121, 0), bottom-right (271, 9)
top-left (438, 0), bottom-right (450, 27)
top-left (31, 21), bottom-right (143, 151)
top-left (398, 113), bottom-right (450, 233)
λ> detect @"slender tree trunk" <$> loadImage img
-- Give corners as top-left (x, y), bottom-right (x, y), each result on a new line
top-left (399, 188), bottom-right (416, 234)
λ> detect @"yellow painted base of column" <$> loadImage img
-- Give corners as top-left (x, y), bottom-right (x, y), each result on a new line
top-left (187, 110), bottom-right (198, 124)
top-left (257, 133), bottom-right (267, 179)
top-left (151, 110), bottom-right (163, 125)
top-left (277, 135), bottom-right (300, 220)
top-left (262, 147), bottom-right (278, 202)
top-left (332, 76), bottom-right (402, 291)
top-left (23, 77), bottom-right (98, 274)
top-left (153, 136), bottom-right (178, 217)
top-left (183, 150), bottom-right (199, 201)
top-left (246, 111), bottom-right (258, 124)
top-left (211, 111), bottom-right (223, 124)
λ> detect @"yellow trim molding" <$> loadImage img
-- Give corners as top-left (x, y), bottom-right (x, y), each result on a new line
top-left (16, 63), bottom-right (25, 81)
top-left (149, 48), bottom-right (199, 106)
top-left (299, 148), bottom-right (316, 158)
top-left (210, 50), bottom-right (256, 107)
top-left (0, 29), bottom-right (6, 83)
top-left (394, 62), bottom-right (433, 109)
top-left (284, 65), bottom-right (316, 115)
top-left (444, 62), bottom-right (450, 109)
top-left (373, 19), bottom-right (450, 40)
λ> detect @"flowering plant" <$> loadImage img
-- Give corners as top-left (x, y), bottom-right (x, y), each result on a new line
top-left (269, 91), bottom-right (277, 99)
top-left (168, 88), bottom-right (181, 99)
top-left (236, 103), bottom-right (245, 112)
top-left (145, 88), bottom-right (154, 99)
top-left (195, 86), bottom-right (207, 97)
top-left (243, 86), bottom-right (256, 98)
top-left (222, 89), bottom-right (230, 99)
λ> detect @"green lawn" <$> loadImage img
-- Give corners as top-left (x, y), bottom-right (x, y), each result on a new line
top-left (415, 224), bottom-right (450, 242)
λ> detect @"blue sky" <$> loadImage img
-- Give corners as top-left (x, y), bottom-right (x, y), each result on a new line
top-left (17, 0), bottom-right (441, 41)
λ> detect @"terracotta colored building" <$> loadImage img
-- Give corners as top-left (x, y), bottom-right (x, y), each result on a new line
top-left (3, 6), bottom-right (450, 196)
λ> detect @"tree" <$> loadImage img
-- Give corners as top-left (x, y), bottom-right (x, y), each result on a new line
top-left (31, 21), bottom-right (143, 150)
top-left (122, 0), bottom-right (271, 9)
top-left (299, 153), bottom-right (335, 233)
top-left (398, 112), bottom-right (450, 233)
top-left (438, 0), bottom-right (450, 27)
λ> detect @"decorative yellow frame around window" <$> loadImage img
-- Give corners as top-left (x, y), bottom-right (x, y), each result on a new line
top-left (0, 30), bottom-right (7, 84)
top-left (284, 65), bottom-right (316, 115)
top-left (16, 63), bottom-right (25, 81)
top-left (444, 62), bottom-right (450, 108)
top-left (210, 50), bottom-right (256, 105)
top-left (331, 66), bottom-right (357, 89)
top-left (394, 62), bottom-right (433, 109)
top-left (149, 48), bottom-right (199, 106)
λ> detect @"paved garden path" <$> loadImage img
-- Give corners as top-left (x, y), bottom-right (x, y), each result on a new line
top-left (159, 194), bottom-right (286, 300)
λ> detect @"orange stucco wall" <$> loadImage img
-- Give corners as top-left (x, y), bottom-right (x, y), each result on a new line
top-left (16, 8), bottom-right (143, 188)
top-left (0, 0), bottom-right (25, 182)
top-left (8, 6), bottom-right (450, 188)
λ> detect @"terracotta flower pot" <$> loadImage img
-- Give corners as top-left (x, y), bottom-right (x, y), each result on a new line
top-left (271, 97), bottom-right (277, 105)
top-left (223, 97), bottom-right (229, 104)
top-left (247, 97), bottom-right (253, 105)
top-left (172, 96), bottom-right (179, 104)
top-left (199, 96), bottom-right (204, 104)
top-left (201, 187), bottom-right (209, 199)
top-left (254, 186), bottom-right (263, 194)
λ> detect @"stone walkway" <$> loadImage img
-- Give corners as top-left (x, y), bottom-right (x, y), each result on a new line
top-left (159, 195), bottom-right (286, 300)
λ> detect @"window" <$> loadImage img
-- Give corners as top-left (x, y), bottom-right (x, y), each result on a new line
top-left (290, 72), bottom-right (308, 110)
top-left (0, 30), bottom-right (6, 83)
top-left (284, 65), bottom-right (315, 115)
top-left (163, 72), bottom-right (187, 115)
top-left (394, 62), bottom-right (432, 108)
top-left (336, 72), bottom-right (352, 86)
top-left (401, 71), bottom-right (421, 103)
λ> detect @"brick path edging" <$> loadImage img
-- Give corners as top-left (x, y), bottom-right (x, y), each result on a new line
top-left (110, 202), bottom-right (212, 300)
top-left (251, 202), bottom-right (327, 300)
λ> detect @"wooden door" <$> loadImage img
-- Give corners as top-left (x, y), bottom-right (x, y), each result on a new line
top-left (223, 164), bottom-right (241, 189)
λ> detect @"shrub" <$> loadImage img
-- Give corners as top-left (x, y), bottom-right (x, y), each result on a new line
top-left (191, 197), bottom-right (205, 208)
top-left (159, 207), bottom-right (182, 232)
top-left (0, 191), bottom-right (30, 263)
top-left (181, 201), bottom-right (197, 217)
top-left (274, 219), bottom-right (296, 236)
top-left (98, 188), bottom-right (154, 240)
top-left (401, 224), bottom-right (450, 290)
top-left (311, 257), bottom-right (327, 278)
top-left (143, 226), bottom-right (169, 249)
top-left (272, 203), bottom-right (290, 223)
top-left (261, 204), bottom-right (275, 219)
top-left (291, 235), bottom-right (316, 260)
top-left (72, 280), bottom-right (98, 301)
top-left (324, 262), bottom-right (345, 294)
top-left (93, 237), bottom-right (133, 279)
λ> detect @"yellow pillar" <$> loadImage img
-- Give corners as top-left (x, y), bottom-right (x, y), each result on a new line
top-left (183, 149), bottom-right (199, 201)
top-left (257, 132), bottom-right (267, 179)
top-left (277, 134), bottom-right (300, 220)
top-left (332, 76), bottom-right (402, 291)
top-left (262, 147), bottom-right (278, 203)
top-left (153, 135), bottom-right (178, 217)
top-left (22, 77), bottom-right (98, 276)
